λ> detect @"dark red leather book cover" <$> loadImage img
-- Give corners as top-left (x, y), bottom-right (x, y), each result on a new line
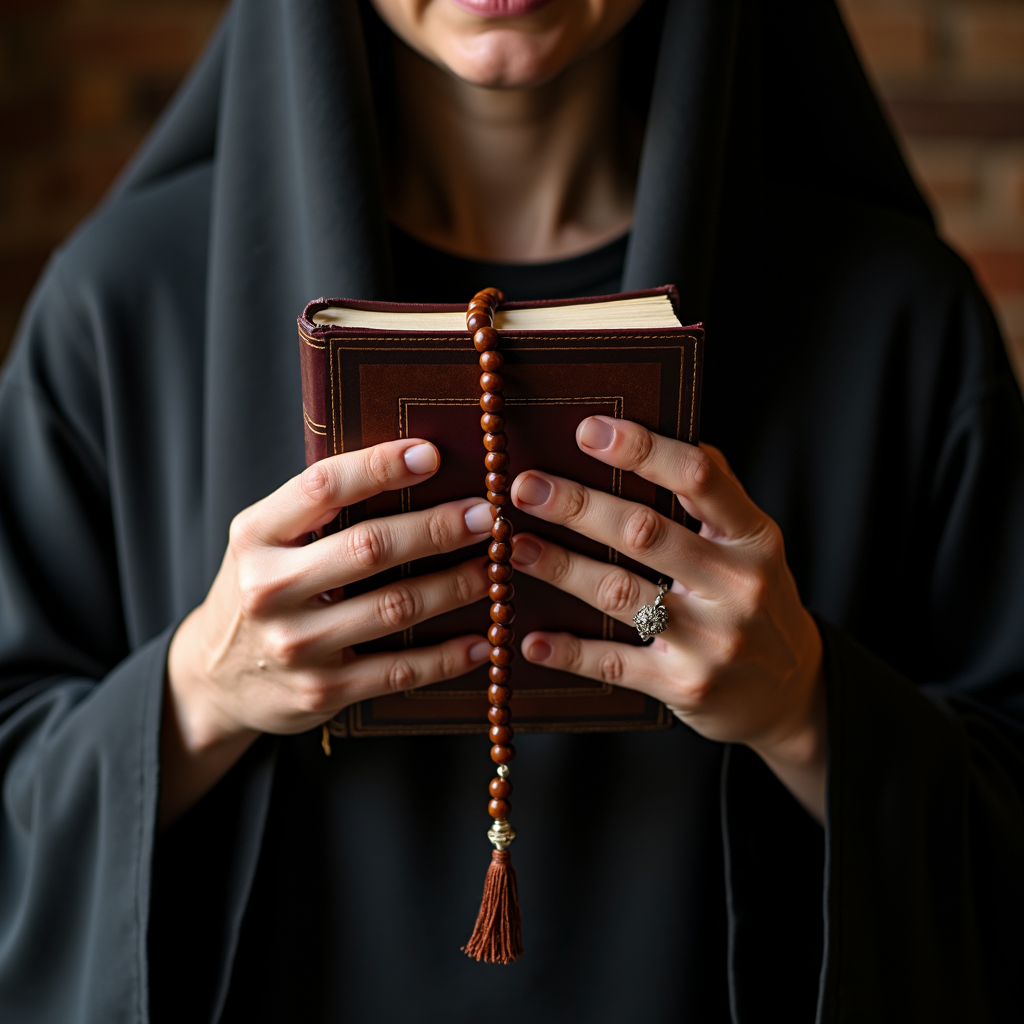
top-left (297, 287), bottom-right (702, 736)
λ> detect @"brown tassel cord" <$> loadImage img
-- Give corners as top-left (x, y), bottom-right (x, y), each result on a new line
top-left (461, 287), bottom-right (524, 964)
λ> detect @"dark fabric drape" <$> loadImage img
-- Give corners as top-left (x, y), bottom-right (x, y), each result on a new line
top-left (1, 1), bottom-right (1022, 1021)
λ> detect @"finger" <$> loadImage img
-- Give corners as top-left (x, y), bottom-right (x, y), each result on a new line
top-left (511, 532), bottom-right (668, 627)
top-left (510, 469), bottom-right (721, 592)
top-left (575, 417), bottom-right (762, 539)
top-left (297, 557), bottom-right (490, 657)
top-left (520, 631), bottom-right (671, 701)
top-left (334, 634), bottom-right (492, 706)
top-left (284, 498), bottom-right (494, 599)
top-left (238, 440), bottom-right (443, 546)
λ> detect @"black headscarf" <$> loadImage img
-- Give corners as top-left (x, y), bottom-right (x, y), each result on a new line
top-left (109, 0), bottom-right (932, 580)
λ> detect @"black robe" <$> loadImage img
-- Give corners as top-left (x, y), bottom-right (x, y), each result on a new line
top-left (1, 1), bottom-right (1022, 1021)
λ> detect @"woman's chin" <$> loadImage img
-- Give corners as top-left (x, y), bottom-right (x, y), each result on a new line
top-left (440, 32), bottom-right (568, 88)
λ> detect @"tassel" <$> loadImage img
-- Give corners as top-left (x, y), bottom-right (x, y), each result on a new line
top-left (462, 849), bottom-right (523, 964)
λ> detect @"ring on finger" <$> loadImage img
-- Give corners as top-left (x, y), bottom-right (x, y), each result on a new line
top-left (634, 580), bottom-right (670, 642)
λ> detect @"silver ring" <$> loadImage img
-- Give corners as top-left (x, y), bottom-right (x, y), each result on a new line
top-left (634, 580), bottom-right (670, 641)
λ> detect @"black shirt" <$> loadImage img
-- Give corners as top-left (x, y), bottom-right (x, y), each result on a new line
top-left (390, 225), bottom-right (628, 302)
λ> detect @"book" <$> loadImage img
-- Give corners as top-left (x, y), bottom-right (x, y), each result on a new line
top-left (297, 286), bottom-right (703, 736)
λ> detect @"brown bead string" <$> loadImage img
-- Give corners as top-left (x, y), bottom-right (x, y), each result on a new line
top-left (462, 287), bottom-right (523, 965)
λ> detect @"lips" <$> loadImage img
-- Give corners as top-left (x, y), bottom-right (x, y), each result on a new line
top-left (450, 0), bottom-right (554, 18)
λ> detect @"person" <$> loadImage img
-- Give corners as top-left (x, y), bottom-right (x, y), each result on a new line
top-left (0, 0), bottom-right (1021, 1020)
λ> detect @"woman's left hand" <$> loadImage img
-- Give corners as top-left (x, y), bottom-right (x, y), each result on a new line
top-left (509, 415), bottom-right (827, 822)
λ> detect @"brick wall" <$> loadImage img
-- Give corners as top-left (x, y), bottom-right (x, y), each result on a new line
top-left (0, 0), bottom-right (227, 362)
top-left (839, 0), bottom-right (1024, 381)
top-left (2, 1), bottom-right (1023, 382)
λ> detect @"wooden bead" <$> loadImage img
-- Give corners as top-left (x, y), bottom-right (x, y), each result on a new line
top-left (483, 432), bottom-right (507, 451)
top-left (489, 777), bottom-right (512, 800)
top-left (474, 327), bottom-right (499, 352)
top-left (490, 645), bottom-right (514, 667)
top-left (490, 518), bottom-right (512, 541)
top-left (488, 562), bottom-right (513, 583)
top-left (481, 286), bottom-right (505, 304)
top-left (488, 707), bottom-right (512, 728)
top-left (488, 541), bottom-right (512, 563)
top-left (489, 582), bottom-right (514, 603)
top-left (479, 371), bottom-right (504, 392)
top-left (489, 724), bottom-right (514, 744)
top-left (488, 623), bottom-right (514, 647)
top-left (487, 491), bottom-right (509, 507)
top-left (489, 602), bottom-right (515, 624)
top-left (488, 682), bottom-right (512, 704)
top-left (468, 299), bottom-right (491, 313)
top-left (490, 744), bottom-right (516, 764)
top-left (479, 350), bottom-right (504, 372)
top-left (488, 799), bottom-right (512, 819)
top-left (480, 392), bottom-right (504, 413)
top-left (488, 665), bottom-right (512, 686)
top-left (485, 471), bottom-right (510, 492)
top-left (484, 450), bottom-right (509, 471)
top-left (467, 311), bottom-right (490, 333)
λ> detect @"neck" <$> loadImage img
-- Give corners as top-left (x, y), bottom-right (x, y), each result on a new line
top-left (386, 39), bottom-right (639, 262)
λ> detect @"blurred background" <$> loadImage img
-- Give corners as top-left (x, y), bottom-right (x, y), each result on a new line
top-left (1, 0), bottom-right (1022, 381)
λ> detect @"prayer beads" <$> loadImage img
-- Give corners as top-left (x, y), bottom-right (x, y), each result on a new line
top-left (467, 287), bottom-right (518, 808)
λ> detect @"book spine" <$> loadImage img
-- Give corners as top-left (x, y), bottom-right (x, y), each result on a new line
top-left (297, 323), bottom-right (330, 466)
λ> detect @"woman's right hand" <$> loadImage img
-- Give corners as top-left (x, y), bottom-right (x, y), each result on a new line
top-left (161, 439), bottom-right (493, 827)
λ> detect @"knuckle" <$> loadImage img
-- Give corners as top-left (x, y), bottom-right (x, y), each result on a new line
top-left (345, 522), bottom-right (387, 569)
top-left (682, 447), bottom-right (715, 495)
top-left (366, 446), bottom-right (395, 489)
top-left (265, 625), bottom-right (304, 668)
top-left (237, 565), bottom-right (273, 618)
top-left (717, 626), bottom-right (746, 663)
top-left (426, 509), bottom-right (457, 552)
top-left (624, 428), bottom-right (656, 470)
top-left (299, 463), bottom-right (331, 503)
top-left (228, 509), bottom-right (256, 551)
top-left (757, 520), bottom-right (784, 558)
top-left (387, 658), bottom-right (419, 693)
top-left (687, 672), bottom-right (715, 706)
top-left (565, 635), bottom-right (586, 673)
top-left (377, 584), bottom-right (420, 629)
top-left (597, 649), bottom-right (626, 683)
top-left (561, 485), bottom-right (589, 523)
top-left (622, 507), bottom-right (662, 556)
top-left (740, 572), bottom-right (770, 615)
top-left (547, 547), bottom-right (574, 586)
top-left (294, 672), bottom-right (334, 714)
top-left (452, 566), bottom-right (481, 605)
top-left (436, 645), bottom-right (461, 681)
top-left (596, 568), bottom-right (641, 615)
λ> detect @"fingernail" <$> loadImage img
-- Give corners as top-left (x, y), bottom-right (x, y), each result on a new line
top-left (511, 536), bottom-right (542, 566)
top-left (464, 502), bottom-right (493, 533)
top-left (469, 640), bottom-right (491, 662)
top-left (516, 473), bottom-right (552, 507)
top-left (525, 639), bottom-right (553, 662)
top-left (403, 443), bottom-right (438, 475)
top-left (578, 416), bottom-right (616, 451)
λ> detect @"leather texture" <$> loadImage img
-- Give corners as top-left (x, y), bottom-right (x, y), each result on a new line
top-left (297, 287), bottom-right (703, 735)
